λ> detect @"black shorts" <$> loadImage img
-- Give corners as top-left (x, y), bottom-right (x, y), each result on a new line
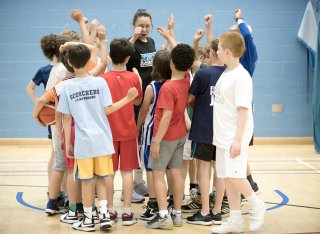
top-left (191, 141), bottom-right (216, 162)
top-left (48, 125), bottom-right (52, 139)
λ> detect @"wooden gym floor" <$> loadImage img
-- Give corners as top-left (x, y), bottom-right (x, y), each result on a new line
top-left (0, 138), bottom-right (319, 234)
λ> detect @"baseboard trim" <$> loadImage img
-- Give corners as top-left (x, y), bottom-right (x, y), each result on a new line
top-left (0, 137), bottom-right (313, 146)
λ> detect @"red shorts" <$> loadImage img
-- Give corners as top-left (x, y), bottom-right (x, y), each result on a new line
top-left (63, 123), bottom-right (75, 171)
top-left (112, 138), bottom-right (139, 171)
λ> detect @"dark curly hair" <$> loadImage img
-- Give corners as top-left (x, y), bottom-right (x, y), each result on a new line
top-left (40, 34), bottom-right (72, 62)
top-left (171, 44), bottom-right (195, 72)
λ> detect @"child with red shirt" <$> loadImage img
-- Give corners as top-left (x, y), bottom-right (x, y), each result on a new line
top-left (147, 44), bottom-right (195, 229)
top-left (101, 38), bottom-right (142, 226)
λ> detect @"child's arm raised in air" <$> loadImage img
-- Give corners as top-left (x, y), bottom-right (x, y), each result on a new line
top-left (104, 87), bottom-right (138, 115)
top-left (150, 109), bottom-right (173, 158)
top-left (205, 14), bottom-right (214, 44)
top-left (157, 27), bottom-right (177, 49)
top-left (71, 9), bottom-right (90, 44)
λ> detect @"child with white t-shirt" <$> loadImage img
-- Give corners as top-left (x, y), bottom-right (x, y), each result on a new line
top-left (211, 31), bottom-right (265, 233)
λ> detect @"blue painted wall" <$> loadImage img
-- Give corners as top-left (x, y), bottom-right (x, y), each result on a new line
top-left (0, 0), bottom-right (311, 137)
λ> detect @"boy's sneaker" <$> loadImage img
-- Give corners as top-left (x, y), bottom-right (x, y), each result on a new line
top-left (171, 212), bottom-right (183, 227)
top-left (45, 199), bottom-right (60, 215)
top-left (186, 210), bottom-right (212, 226)
top-left (167, 198), bottom-right (174, 214)
top-left (141, 201), bottom-right (159, 221)
top-left (92, 208), bottom-right (100, 224)
top-left (252, 182), bottom-right (261, 195)
top-left (121, 190), bottom-right (145, 203)
top-left (210, 211), bottom-right (222, 225)
top-left (76, 202), bottom-right (84, 216)
top-left (72, 214), bottom-right (95, 232)
top-left (211, 218), bottom-right (243, 234)
top-left (122, 212), bottom-right (138, 226)
top-left (146, 213), bottom-right (173, 230)
top-left (134, 180), bottom-right (149, 197)
top-left (109, 210), bottom-right (118, 223)
top-left (189, 187), bottom-right (198, 200)
top-left (181, 196), bottom-right (202, 213)
top-left (60, 208), bottom-right (79, 224)
top-left (209, 192), bottom-right (216, 209)
top-left (57, 192), bottom-right (66, 208)
top-left (249, 201), bottom-right (266, 231)
top-left (221, 198), bottom-right (230, 217)
top-left (99, 212), bottom-right (112, 231)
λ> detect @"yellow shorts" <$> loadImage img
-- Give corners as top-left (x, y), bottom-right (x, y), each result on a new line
top-left (74, 155), bottom-right (113, 180)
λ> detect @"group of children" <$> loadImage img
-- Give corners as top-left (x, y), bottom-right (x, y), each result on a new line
top-left (28, 7), bottom-right (266, 233)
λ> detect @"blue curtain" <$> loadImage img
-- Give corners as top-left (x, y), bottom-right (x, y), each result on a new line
top-left (313, 1), bottom-right (320, 153)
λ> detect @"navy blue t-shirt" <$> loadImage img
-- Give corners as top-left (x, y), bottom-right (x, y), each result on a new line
top-left (32, 64), bottom-right (53, 89)
top-left (189, 65), bottom-right (225, 144)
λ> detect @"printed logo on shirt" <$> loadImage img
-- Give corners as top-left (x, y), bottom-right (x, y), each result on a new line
top-left (213, 83), bottom-right (224, 104)
top-left (210, 86), bottom-right (215, 106)
top-left (70, 89), bottom-right (99, 102)
top-left (140, 52), bottom-right (156, 67)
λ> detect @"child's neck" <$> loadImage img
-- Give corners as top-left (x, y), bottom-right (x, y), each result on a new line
top-left (74, 67), bottom-right (90, 78)
top-left (171, 70), bottom-right (186, 81)
top-left (225, 58), bottom-right (240, 71)
top-left (112, 63), bottom-right (126, 71)
top-left (208, 56), bottom-right (224, 67)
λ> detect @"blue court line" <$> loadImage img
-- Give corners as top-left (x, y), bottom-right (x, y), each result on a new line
top-left (16, 192), bottom-right (45, 211)
top-left (16, 189), bottom-right (289, 213)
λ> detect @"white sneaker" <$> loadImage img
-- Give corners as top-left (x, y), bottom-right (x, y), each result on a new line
top-left (72, 215), bottom-right (95, 232)
top-left (249, 201), bottom-right (266, 231)
top-left (60, 209), bottom-right (79, 224)
top-left (211, 218), bottom-right (243, 234)
top-left (99, 212), bottom-right (112, 231)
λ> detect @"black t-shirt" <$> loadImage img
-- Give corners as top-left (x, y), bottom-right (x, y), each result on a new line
top-left (189, 66), bottom-right (225, 144)
top-left (127, 37), bottom-right (156, 92)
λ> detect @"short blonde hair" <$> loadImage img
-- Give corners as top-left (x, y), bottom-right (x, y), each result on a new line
top-left (60, 30), bottom-right (80, 42)
top-left (219, 31), bottom-right (245, 58)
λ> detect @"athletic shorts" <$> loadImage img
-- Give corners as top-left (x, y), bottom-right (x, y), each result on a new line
top-left (112, 139), bottom-right (139, 171)
top-left (51, 125), bottom-right (65, 172)
top-left (74, 155), bottom-right (113, 180)
top-left (215, 147), bottom-right (248, 179)
top-left (191, 142), bottom-right (216, 162)
top-left (148, 137), bottom-right (185, 170)
top-left (62, 124), bottom-right (75, 171)
top-left (183, 135), bottom-right (192, 160)
top-left (139, 144), bottom-right (152, 172)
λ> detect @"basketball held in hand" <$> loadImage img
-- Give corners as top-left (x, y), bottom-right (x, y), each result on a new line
top-left (39, 103), bottom-right (55, 125)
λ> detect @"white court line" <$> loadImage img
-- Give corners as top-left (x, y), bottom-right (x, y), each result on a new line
top-left (295, 159), bottom-right (320, 173)
top-left (249, 157), bottom-right (320, 161)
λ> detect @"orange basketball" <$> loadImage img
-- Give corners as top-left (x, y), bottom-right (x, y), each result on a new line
top-left (39, 103), bottom-right (55, 125)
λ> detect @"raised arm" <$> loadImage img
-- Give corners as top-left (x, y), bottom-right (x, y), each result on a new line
top-left (157, 27), bottom-right (177, 50)
top-left (205, 14), bottom-right (214, 44)
top-left (71, 9), bottom-right (90, 44)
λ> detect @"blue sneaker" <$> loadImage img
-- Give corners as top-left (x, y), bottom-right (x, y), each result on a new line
top-left (121, 190), bottom-right (145, 203)
top-left (45, 199), bottom-right (60, 215)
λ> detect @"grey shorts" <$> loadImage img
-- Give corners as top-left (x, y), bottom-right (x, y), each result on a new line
top-left (51, 126), bottom-right (66, 172)
top-left (148, 137), bottom-right (185, 170)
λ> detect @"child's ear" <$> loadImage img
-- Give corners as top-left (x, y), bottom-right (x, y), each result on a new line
top-left (124, 56), bottom-right (130, 64)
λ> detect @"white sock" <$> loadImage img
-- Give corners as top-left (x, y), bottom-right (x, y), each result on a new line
top-left (172, 209), bottom-right (181, 215)
top-left (84, 207), bottom-right (93, 219)
top-left (159, 209), bottom-right (168, 218)
top-left (229, 210), bottom-right (242, 222)
top-left (247, 192), bottom-right (260, 207)
top-left (99, 200), bottom-right (108, 214)
top-left (123, 207), bottom-right (132, 214)
top-left (134, 169), bottom-right (143, 184)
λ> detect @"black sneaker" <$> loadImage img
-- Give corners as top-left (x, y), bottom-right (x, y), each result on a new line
top-left (109, 210), bottom-right (118, 223)
top-left (56, 192), bottom-right (66, 208)
top-left (99, 212), bottom-right (112, 231)
top-left (167, 198), bottom-right (174, 214)
top-left (252, 182), bottom-right (261, 195)
top-left (141, 201), bottom-right (159, 221)
top-left (76, 202), bottom-right (84, 216)
top-left (45, 199), bottom-right (60, 215)
top-left (209, 191), bottom-right (216, 209)
top-left (181, 195), bottom-right (202, 213)
top-left (186, 210), bottom-right (212, 226)
top-left (210, 211), bottom-right (222, 225)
